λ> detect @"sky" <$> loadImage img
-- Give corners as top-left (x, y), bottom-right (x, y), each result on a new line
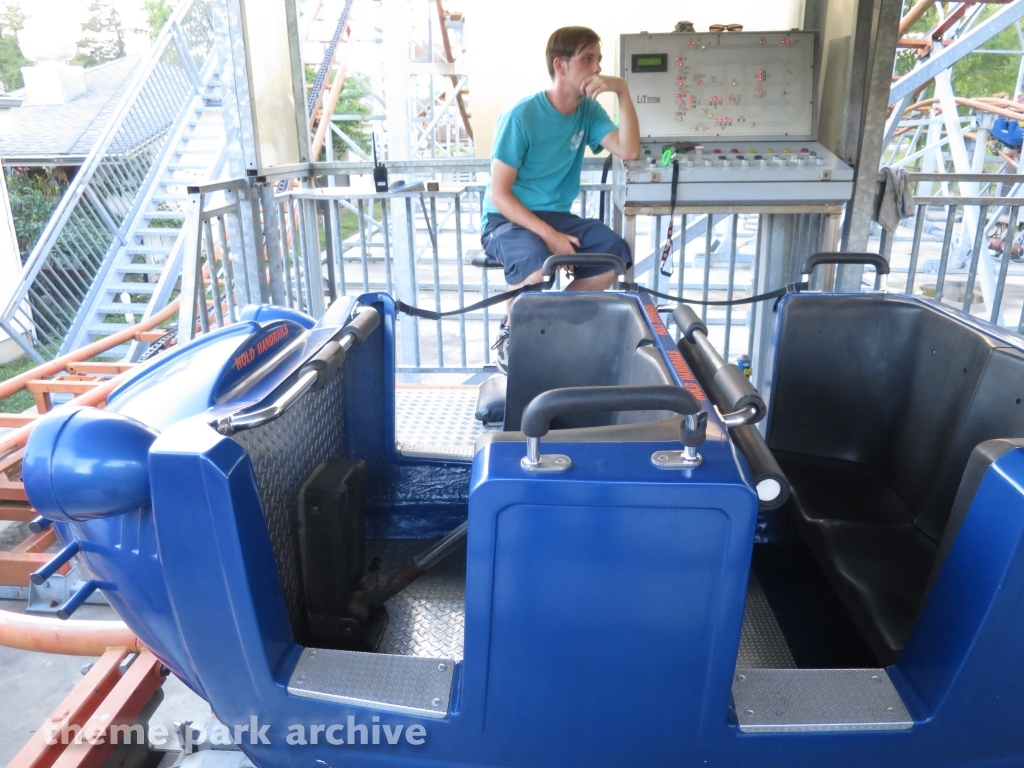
top-left (14, 0), bottom-right (149, 32)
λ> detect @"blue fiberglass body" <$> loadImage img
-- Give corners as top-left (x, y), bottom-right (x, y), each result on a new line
top-left (21, 289), bottom-right (1024, 767)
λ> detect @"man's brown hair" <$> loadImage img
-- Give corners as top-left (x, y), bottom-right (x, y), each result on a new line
top-left (546, 26), bottom-right (601, 79)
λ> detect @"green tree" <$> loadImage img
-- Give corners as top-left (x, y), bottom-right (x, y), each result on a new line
top-left (5, 167), bottom-right (69, 257)
top-left (895, 1), bottom-right (1024, 101)
top-left (305, 65), bottom-right (373, 160)
top-left (73, 0), bottom-right (124, 69)
top-left (0, 1), bottom-right (28, 91)
top-left (143, 0), bottom-right (174, 40)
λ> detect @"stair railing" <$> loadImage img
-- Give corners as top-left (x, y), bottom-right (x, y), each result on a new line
top-left (0, 0), bottom-right (216, 362)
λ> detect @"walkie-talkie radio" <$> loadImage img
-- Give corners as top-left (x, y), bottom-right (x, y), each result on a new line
top-left (372, 134), bottom-right (389, 193)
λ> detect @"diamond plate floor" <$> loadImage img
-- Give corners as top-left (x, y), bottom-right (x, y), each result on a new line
top-left (368, 539), bottom-right (466, 660)
top-left (394, 387), bottom-right (487, 461)
top-left (369, 538), bottom-right (793, 668)
top-left (738, 572), bottom-right (796, 669)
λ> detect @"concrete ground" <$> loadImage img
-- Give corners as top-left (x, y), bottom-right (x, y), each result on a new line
top-left (0, 513), bottom-right (223, 766)
top-left (0, 595), bottom-right (114, 765)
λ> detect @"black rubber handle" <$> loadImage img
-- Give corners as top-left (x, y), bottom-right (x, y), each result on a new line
top-left (672, 305), bottom-right (708, 343)
top-left (800, 251), bottom-right (890, 276)
top-left (521, 385), bottom-right (702, 439)
top-left (541, 253), bottom-right (628, 279)
top-left (339, 306), bottom-right (381, 345)
top-left (675, 335), bottom-right (788, 509)
top-left (673, 305), bottom-right (764, 420)
top-left (302, 340), bottom-right (345, 390)
top-left (728, 424), bottom-right (790, 508)
top-left (713, 366), bottom-right (765, 420)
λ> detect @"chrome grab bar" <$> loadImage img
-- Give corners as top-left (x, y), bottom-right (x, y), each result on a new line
top-left (215, 306), bottom-right (379, 434)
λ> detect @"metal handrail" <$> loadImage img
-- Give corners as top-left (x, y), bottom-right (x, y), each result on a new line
top-left (0, 0), bottom-right (215, 361)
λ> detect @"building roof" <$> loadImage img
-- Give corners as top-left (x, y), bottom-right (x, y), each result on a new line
top-left (0, 56), bottom-right (143, 166)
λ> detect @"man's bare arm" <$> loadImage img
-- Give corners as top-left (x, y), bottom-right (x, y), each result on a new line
top-left (581, 75), bottom-right (641, 160)
top-left (489, 159), bottom-right (580, 256)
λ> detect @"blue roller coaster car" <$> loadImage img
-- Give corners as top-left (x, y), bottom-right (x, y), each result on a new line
top-left (20, 267), bottom-right (1024, 768)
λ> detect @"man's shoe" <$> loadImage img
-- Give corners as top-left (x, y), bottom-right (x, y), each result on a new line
top-left (491, 316), bottom-right (510, 375)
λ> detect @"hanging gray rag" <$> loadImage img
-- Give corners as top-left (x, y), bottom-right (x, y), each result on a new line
top-left (873, 166), bottom-right (915, 232)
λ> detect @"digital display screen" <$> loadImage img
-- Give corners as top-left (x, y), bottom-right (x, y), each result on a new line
top-left (631, 53), bottom-right (667, 73)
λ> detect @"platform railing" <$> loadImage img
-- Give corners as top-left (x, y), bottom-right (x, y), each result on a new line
top-left (0, 0), bottom-right (216, 363)
top-left (176, 179), bottom-right (252, 340)
top-left (178, 161), bottom-right (780, 373)
top-left (871, 172), bottom-right (1024, 330)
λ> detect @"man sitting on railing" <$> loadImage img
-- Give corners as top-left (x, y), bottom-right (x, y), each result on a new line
top-left (481, 26), bottom-right (641, 373)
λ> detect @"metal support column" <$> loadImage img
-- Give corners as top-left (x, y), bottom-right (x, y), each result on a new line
top-left (839, 0), bottom-right (904, 289)
top-left (383, 0), bottom-right (418, 376)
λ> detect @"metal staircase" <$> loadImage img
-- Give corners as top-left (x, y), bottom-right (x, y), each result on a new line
top-left (65, 76), bottom-right (226, 358)
top-left (0, 0), bottom-right (223, 363)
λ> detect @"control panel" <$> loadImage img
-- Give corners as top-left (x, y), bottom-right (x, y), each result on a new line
top-left (615, 31), bottom-right (852, 208)
top-left (614, 141), bottom-right (853, 206)
top-left (621, 30), bottom-right (816, 141)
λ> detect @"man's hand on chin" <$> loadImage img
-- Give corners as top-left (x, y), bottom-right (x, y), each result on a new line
top-left (580, 74), bottom-right (628, 100)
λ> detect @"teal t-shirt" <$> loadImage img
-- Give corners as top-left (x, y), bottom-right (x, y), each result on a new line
top-left (482, 92), bottom-right (616, 229)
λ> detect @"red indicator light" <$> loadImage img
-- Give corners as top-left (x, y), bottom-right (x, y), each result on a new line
top-left (730, 148), bottom-right (739, 152)
top-left (713, 148), bottom-right (721, 153)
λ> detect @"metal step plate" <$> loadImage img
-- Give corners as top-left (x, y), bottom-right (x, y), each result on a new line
top-left (732, 668), bottom-right (913, 732)
top-left (395, 387), bottom-right (484, 461)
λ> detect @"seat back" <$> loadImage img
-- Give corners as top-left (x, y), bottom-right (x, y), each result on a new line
top-left (503, 293), bottom-right (674, 431)
top-left (768, 295), bottom-right (1007, 535)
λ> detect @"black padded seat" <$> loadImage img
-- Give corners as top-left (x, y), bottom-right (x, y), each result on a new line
top-left (499, 292), bottom-right (675, 430)
top-left (502, 292), bottom-right (674, 432)
top-left (775, 452), bottom-right (915, 527)
top-left (470, 251), bottom-right (503, 269)
top-left (768, 294), bottom-right (1024, 665)
top-left (774, 451), bottom-right (937, 660)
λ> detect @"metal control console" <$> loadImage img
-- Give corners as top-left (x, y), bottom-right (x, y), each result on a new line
top-left (616, 30), bottom-right (853, 207)
top-left (613, 141), bottom-right (853, 206)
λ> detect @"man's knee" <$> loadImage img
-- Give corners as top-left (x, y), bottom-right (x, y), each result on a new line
top-left (509, 268), bottom-right (544, 291)
top-left (590, 269), bottom-right (618, 290)
top-left (567, 268), bottom-right (617, 292)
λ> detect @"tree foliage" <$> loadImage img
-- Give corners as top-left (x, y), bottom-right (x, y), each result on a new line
top-left (896, 1), bottom-right (1024, 101)
top-left (72, 0), bottom-right (125, 69)
top-left (305, 65), bottom-right (373, 160)
top-left (143, 0), bottom-right (174, 40)
top-left (0, 2), bottom-right (28, 91)
top-left (4, 167), bottom-right (69, 258)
